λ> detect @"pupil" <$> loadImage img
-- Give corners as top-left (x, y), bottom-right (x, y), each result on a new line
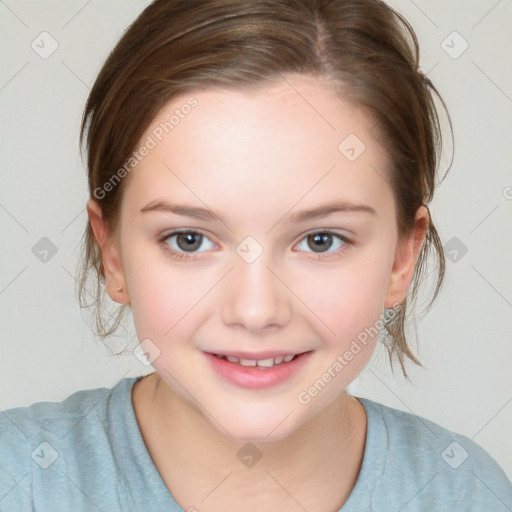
top-left (309, 233), bottom-right (332, 253)
top-left (177, 233), bottom-right (201, 251)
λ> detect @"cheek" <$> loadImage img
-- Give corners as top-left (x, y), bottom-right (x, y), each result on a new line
top-left (291, 262), bottom-right (391, 404)
top-left (297, 254), bottom-right (392, 342)
top-left (122, 243), bottom-right (197, 339)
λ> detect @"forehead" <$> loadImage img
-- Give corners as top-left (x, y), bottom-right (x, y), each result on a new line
top-left (152, 75), bottom-right (379, 162)
top-left (121, 75), bottom-right (393, 221)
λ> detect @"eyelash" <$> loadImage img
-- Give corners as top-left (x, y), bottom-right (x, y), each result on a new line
top-left (157, 229), bottom-right (353, 261)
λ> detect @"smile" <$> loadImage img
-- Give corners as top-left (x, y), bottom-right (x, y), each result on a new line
top-left (203, 350), bottom-right (313, 390)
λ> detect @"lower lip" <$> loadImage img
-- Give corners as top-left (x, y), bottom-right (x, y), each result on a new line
top-left (203, 351), bottom-right (313, 390)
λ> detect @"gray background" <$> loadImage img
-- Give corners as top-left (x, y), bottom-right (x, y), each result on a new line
top-left (1, 0), bottom-right (511, 478)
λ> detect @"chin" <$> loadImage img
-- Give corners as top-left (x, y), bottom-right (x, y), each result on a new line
top-left (207, 401), bottom-right (307, 444)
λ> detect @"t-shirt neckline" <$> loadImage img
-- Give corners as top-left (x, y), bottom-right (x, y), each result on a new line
top-left (108, 376), bottom-right (387, 511)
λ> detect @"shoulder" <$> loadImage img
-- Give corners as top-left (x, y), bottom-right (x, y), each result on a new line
top-left (0, 378), bottom-right (135, 511)
top-left (1, 383), bottom-right (113, 456)
top-left (358, 398), bottom-right (512, 511)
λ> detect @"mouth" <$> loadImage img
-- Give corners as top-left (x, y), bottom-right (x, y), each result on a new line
top-left (203, 350), bottom-right (313, 390)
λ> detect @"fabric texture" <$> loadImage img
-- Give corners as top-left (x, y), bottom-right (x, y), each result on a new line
top-left (1, 376), bottom-right (511, 511)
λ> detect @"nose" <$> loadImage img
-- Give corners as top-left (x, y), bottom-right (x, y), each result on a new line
top-left (221, 254), bottom-right (292, 335)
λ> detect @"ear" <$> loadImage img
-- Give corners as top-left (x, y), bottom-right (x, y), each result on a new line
top-left (384, 205), bottom-right (429, 308)
top-left (87, 199), bottom-right (129, 304)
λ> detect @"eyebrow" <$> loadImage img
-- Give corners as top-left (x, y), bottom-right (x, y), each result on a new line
top-left (140, 199), bottom-right (376, 222)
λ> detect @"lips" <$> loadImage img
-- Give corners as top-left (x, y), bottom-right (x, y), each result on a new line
top-left (203, 350), bottom-right (313, 389)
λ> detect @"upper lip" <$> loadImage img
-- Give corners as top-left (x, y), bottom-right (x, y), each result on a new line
top-left (204, 350), bottom-right (311, 359)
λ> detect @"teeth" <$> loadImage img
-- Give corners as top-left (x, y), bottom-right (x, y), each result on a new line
top-left (256, 358), bottom-right (275, 368)
top-left (239, 358), bottom-right (257, 367)
top-left (217, 353), bottom-right (298, 368)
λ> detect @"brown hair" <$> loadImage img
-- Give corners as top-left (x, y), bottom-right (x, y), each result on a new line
top-left (77, 0), bottom-right (451, 376)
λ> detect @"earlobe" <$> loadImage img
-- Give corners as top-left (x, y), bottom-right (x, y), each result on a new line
top-left (86, 199), bottom-right (128, 304)
top-left (384, 205), bottom-right (429, 308)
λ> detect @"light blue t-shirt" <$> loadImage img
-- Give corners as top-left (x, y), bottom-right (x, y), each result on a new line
top-left (1, 375), bottom-right (511, 511)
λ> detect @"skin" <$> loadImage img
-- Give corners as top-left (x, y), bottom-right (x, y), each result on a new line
top-left (88, 74), bottom-right (428, 511)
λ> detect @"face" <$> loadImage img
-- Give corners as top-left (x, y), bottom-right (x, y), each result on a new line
top-left (90, 74), bottom-right (425, 442)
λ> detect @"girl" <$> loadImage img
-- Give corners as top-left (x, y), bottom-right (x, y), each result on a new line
top-left (1, 0), bottom-right (511, 510)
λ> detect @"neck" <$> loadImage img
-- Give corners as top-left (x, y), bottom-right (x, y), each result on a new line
top-left (132, 372), bottom-right (367, 511)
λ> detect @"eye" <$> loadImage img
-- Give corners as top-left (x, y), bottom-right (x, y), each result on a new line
top-left (296, 231), bottom-right (350, 257)
top-left (160, 230), bottom-right (215, 256)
